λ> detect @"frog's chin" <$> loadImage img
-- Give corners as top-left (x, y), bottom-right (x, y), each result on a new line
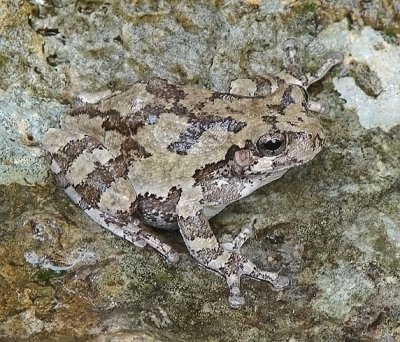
top-left (238, 169), bottom-right (288, 200)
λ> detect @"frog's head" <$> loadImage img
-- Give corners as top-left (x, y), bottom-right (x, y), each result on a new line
top-left (233, 113), bottom-right (325, 177)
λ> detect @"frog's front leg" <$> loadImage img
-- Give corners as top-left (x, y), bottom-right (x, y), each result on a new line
top-left (176, 186), bottom-right (289, 308)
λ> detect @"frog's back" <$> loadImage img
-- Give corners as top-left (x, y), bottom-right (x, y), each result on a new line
top-left (45, 76), bottom-right (314, 228)
top-left (59, 78), bottom-right (312, 201)
top-left (59, 80), bottom-right (244, 191)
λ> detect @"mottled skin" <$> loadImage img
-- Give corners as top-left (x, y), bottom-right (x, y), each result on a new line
top-left (42, 40), bottom-right (341, 307)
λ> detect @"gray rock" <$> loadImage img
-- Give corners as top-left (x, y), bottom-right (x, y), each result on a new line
top-left (1, 1), bottom-right (400, 341)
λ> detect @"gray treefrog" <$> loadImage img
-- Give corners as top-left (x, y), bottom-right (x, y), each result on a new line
top-left (42, 39), bottom-right (342, 307)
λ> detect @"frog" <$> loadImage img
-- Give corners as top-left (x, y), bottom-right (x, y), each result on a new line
top-left (42, 39), bottom-right (342, 307)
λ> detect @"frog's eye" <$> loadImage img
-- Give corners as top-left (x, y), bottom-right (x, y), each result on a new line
top-left (257, 133), bottom-right (286, 156)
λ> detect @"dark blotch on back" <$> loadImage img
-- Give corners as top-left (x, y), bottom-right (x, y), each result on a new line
top-left (69, 106), bottom-right (114, 119)
top-left (73, 106), bottom-right (152, 161)
top-left (120, 138), bottom-right (151, 163)
top-left (262, 115), bottom-right (278, 128)
top-left (63, 136), bottom-right (102, 156)
top-left (168, 115), bottom-right (247, 155)
top-left (70, 106), bottom-right (147, 136)
top-left (102, 111), bottom-right (144, 136)
top-left (267, 85), bottom-right (296, 115)
top-left (74, 162), bottom-right (115, 209)
top-left (54, 136), bottom-right (103, 179)
top-left (145, 78), bottom-right (186, 103)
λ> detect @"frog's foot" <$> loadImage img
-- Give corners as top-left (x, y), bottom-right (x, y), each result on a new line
top-left (307, 51), bottom-right (343, 87)
top-left (281, 38), bottom-right (343, 90)
top-left (212, 227), bottom-right (289, 308)
top-left (210, 251), bottom-right (289, 308)
top-left (306, 52), bottom-right (342, 115)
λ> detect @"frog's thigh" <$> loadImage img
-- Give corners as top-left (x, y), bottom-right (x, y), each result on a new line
top-left (43, 128), bottom-right (136, 218)
top-left (42, 129), bottom-right (179, 263)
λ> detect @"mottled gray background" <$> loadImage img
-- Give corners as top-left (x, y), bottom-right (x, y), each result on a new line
top-left (1, 0), bottom-right (400, 341)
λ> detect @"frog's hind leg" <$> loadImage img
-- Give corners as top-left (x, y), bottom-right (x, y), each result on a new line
top-left (84, 207), bottom-right (179, 263)
top-left (176, 186), bottom-right (289, 308)
top-left (42, 129), bottom-right (179, 263)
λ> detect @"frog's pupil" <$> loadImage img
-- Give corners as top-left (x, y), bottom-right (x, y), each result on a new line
top-left (265, 139), bottom-right (282, 151)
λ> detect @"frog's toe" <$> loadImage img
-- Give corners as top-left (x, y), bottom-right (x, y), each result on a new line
top-left (166, 250), bottom-right (180, 264)
top-left (270, 274), bottom-right (290, 289)
top-left (243, 260), bottom-right (281, 286)
top-left (228, 292), bottom-right (245, 308)
top-left (282, 38), bottom-right (299, 52)
top-left (221, 254), bottom-right (289, 307)
top-left (221, 225), bottom-right (254, 252)
top-left (226, 274), bottom-right (245, 308)
top-left (132, 239), bottom-right (147, 249)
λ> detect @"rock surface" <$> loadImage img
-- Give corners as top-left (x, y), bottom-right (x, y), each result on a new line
top-left (1, 1), bottom-right (400, 341)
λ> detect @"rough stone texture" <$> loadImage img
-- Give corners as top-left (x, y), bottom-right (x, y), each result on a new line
top-left (320, 19), bottom-right (400, 131)
top-left (1, 0), bottom-right (400, 341)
